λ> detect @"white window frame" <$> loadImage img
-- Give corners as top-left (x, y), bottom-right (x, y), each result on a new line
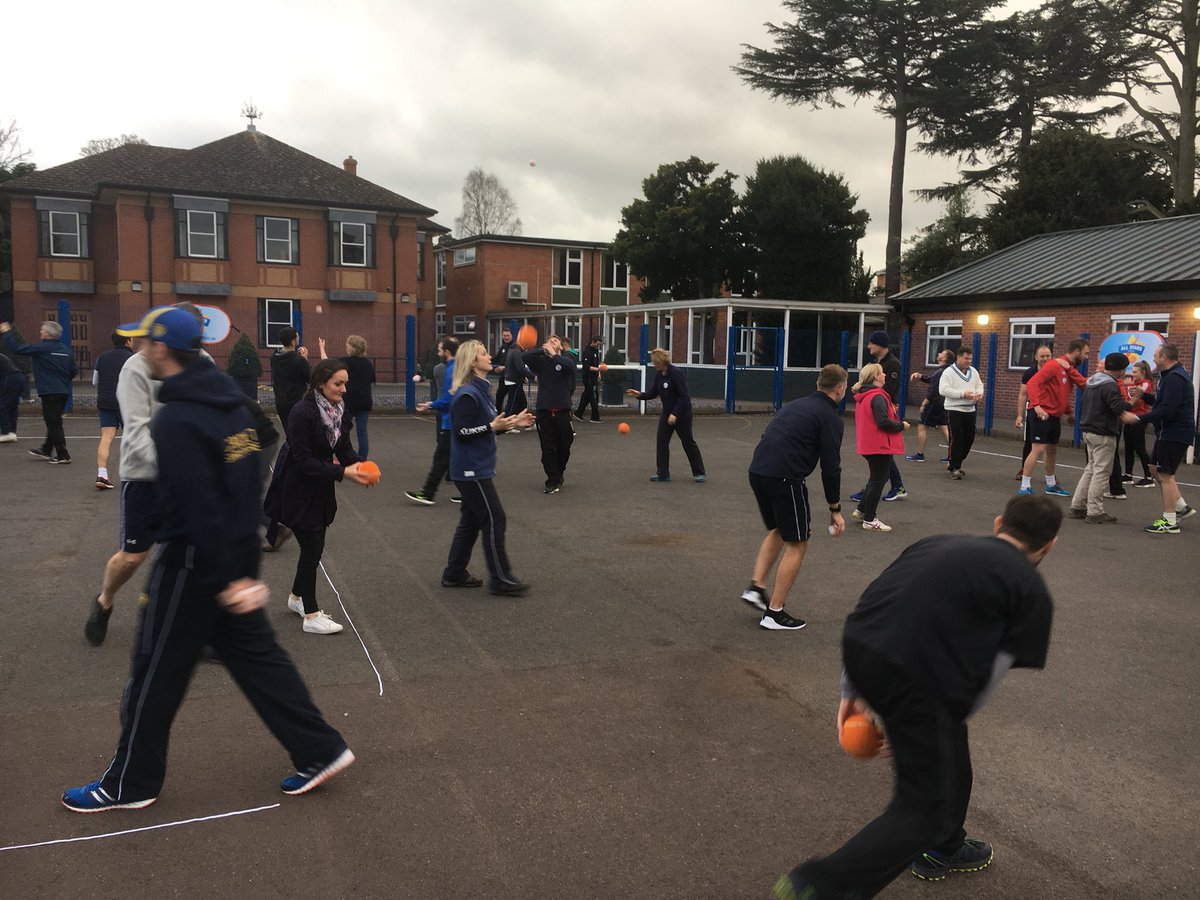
top-left (1009, 317), bottom-right (1056, 370)
top-left (1111, 314), bottom-right (1169, 338)
top-left (339, 222), bottom-right (367, 267)
top-left (263, 299), bottom-right (294, 349)
top-left (187, 209), bottom-right (218, 259)
top-left (610, 314), bottom-right (628, 358)
top-left (452, 315), bottom-right (476, 335)
top-left (925, 319), bottom-right (963, 366)
top-left (263, 216), bottom-right (295, 264)
top-left (602, 257), bottom-right (628, 290)
top-left (453, 247), bottom-right (476, 266)
top-left (435, 311), bottom-right (446, 337)
top-left (554, 248), bottom-right (583, 288)
top-left (49, 210), bottom-right (81, 257)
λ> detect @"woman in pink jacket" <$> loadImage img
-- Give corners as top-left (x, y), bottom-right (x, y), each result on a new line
top-left (852, 363), bottom-right (910, 532)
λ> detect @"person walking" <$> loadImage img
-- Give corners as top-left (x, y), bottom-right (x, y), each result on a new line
top-left (320, 334), bottom-right (375, 459)
top-left (850, 331), bottom-right (906, 503)
top-left (0, 319), bottom-right (77, 464)
top-left (939, 346), bottom-right (984, 480)
top-left (906, 348), bottom-right (953, 462)
top-left (1067, 353), bottom-right (1140, 524)
top-left (574, 335), bottom-right (603, 423)
top-left (406, 336), bottom-right (460, 506)
top-left (264, 359), bottom-right (375, 634)
top-left (772, 494), bottom-right (1061, 900)
top-left (1121, 359), bottom-right (1155, 488)
top-left (851, 363), bottom-right (910, 532)
top-left (743, 364), bottom-right (848, 631)
top-left (626, 348), bottom-right (706, 484)
top-left (492, 327), bottom-right (515, 416)
top-left (443, 340), bottom-right (534, 595)
top-left (0, 351), bottom-right (27, 443)
top-left (62, 307), bottom-right (353, 812)
top-left (91, 332), bottom-right (134, 489)
top-left (1021, 339), bottom-right (1090, 496)
top-left (270, 326), bottom-right (310, 433)
top-left (501, 341), bottom-right (532, 419)
top-left (1138, 343), bottom-right (1197, 534)
top-left (1013, 344), bottom-right (1053, 480)
top-left (524, 335), bottom-right (577, 494)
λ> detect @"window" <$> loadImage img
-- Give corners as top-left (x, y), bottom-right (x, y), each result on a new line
top-left (259, 299), bottom-right (295, 348)
top-left (610, 315), bottom-right (628, 357)
top-left (453, 247), bottom-right (476, 266)
top-left (554, 248), bottom-right (582, 287)
top-left (36, 201), bottom-right (91, 258)
top-left (435, 253), bottom-right (447, 290)
top-left (257, 216), bottom-right (299, 264)
top-left (175, 208), bottom-right (227, 259)
top-left (602, 256), bottom-right (628, 289)
top-left (925, 320), bottom-right (962, 366)
top-left (1112, 314), bottom-right (1169, 337)
top-left (690, 310), bottom-right (717, 364)
top-left (417, 231), bottom-right (426, 282)
top-left (48, 211), bottom-right (83, 257)
top-left (435, 311), bottom-right (446, 337)
top-left (452, 315), bottom-right (476, 334)
top-left (1009, 318), bottom-right (1055, 369)
top-left (338, 222), bottom-right (367, 266)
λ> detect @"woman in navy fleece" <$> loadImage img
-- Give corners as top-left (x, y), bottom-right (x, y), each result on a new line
top-left (627, 348), bottom-right (706, 483)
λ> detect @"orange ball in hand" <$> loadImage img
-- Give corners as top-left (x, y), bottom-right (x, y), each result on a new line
top-left (618, 422), bottom-right (630, 434)
top-left (357, 460), bottom-right (381, 485)
top-left (839, 714), bottom-right (882, 759)
top-left (599, 363), bottom-right (608, 372)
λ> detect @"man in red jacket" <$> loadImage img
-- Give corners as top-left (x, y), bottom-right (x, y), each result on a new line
top-left (1019, 339), bottom-right (1089, 497)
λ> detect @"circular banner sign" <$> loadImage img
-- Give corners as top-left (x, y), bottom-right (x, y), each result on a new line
top-left (195, 305), bottom-right (232, 345)
top-left (1096, 331), bottom-right (1164, 373)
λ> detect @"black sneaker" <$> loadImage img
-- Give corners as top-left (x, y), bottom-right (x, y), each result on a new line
top-left (741, 584), bottom-right (769, 611)
top-left (441, 572), bottom-right (483, 588)
top-left (489, 579), bottom-right (530, 597)
top-left (28, 447), bottom-right (52, 461)
top-left (404, 490), bottom-right (435, 506)
top-left (1132, 477), bottom-right (1155, 488)
top-left (450, 496), bottom-right (462, 504)
top-left (572, 412), bottom-right (585, 422)
top-left (1179, 505), bottom-right (1197, 520)
top-left (85, 596), bottom-right (113, 647)
top-left (542, 483), bottom-right (561, 494)
top-left (50, 456), bottom-right (72, 465)
top-left (912, 838), bottom-right (993, 881)
top-left (1121, 473), bottom-right (1135, 483)
top-left (760, 607), bottom-right (806, 631)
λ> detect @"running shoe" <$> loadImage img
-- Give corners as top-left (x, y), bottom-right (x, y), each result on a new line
top-left (849, 490), bottom-right (864, 502)
top-left (287, 596), bottom-right (305, 616)
top-left (1102, 491), bottom-right (1126, 500)
top-left (949, 469), bottom-right (964, 480)
top-left (84, 595), bottom-right (112, 646)
top-left (741, 584), bottom-right (769, 611)
top-left (1121, 473), bottom-right (1135, 483)
top-left (1144, 517), bottom-right (1180, 534)
top-left (441, 572), bottom-right (484, 588)
top-left (403, 490), bottom-right (435, 506)
top-left (1179, 505), bottom-right (1197, 520)
top-left (28, 447), bottom-right (52, 461)
top-left (905, 453), bottom-right (925, 462)
top-left (1044, 484), bottom-right (1071, 497)
top-left (1132, 477), bottom-right (1155, 488)
top-left (96, 476), bottom-right (115, 490)
top-left (1067, 508), bottom-right (1087, 519)
top-left (694, 474), bottom-right (707, 483)
top-left (50, 456), bottom-right (72, 465)
top-left (302, 611), bottom-right (343, 634)
top-left (649, 475), bottom-right (671, 483)
top-left (862, 519), bottom-right (892, 532)
top-left (883, 487), bottom-right (907, 501)
top-left (62, 781), bottom-right (156, 813)
top-left (851, 508), bottom-right (865, 521)
top-left (1017, 487), bottom-right (1034, 495)
top-left (489, 579), bottom-right (530, 596)
top-left (760, 607), bottom-right (806, 630)
top-left (912, 838), bottom-right (993, 881)
top-left (281, 747), bottom-right (355, 795)
top-left (1085, 513), bottom-right (1118, 524)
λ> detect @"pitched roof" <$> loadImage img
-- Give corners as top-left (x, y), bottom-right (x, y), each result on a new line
top-left (0, 130), bottom-right (436, 217)
top-left (893, 214), bottom-right (1200, 302)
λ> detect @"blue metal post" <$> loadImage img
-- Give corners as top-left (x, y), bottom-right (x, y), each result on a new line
top-left (773, 326), bottom-right (784, 410)
top-left (838, 330), bottom-right (850, 415)
top-left (972, 331), bottom-right (981, 363)
top-left (57, 299), bottom-right (73, 412)
top-left (1073, 332), bottom-right (1089, 447)
top-left (898, 330), bottom-right (911, 419)
top-left (639, 323), bottom-right (649, 365)
top-left (292, 309), bottom-right (303, 345)
top-left (725, 326), bottom-right (736, 415)
top-left (984, 332), bottom-right (998, 435)
top-left (405, 315), bottom-right (416, 412)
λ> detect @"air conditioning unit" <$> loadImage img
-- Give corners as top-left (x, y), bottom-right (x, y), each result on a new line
top-left (507, 281), bottom-right (528, 301)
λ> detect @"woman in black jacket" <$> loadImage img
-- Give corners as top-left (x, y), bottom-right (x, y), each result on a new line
top-left (265, 359), bottom-right (373, 635)
top-left (320, 334), bottom-right (376, 459)
top-left (626, 348), bottom-right (706, 483)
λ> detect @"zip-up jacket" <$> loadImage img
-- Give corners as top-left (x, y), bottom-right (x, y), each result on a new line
top-left (875, 350), bottom-right (902, 403)
top-left (580, 345), bottom-right (602, 385)
top-left (1025, 357), bottom-right (1087, 417)
top-left (92, 345), bottom-right (133, 411)
top-left (450, 375), bottom-right (498, 481)
top-left (1141, 363), bottom-right (1196, 444)
top-left (270, 348), bottom-right (311, 424)
top-left (1079, 371), bottom-right (1130, 437)
top-left (855, 387), bottom-right (904, 455)
top-left (1, 332), bottom-right (76, 395)
top-left (635, 364), bottom-right (693, 417)
top-left (116, 351), bottom-right (162, 481)
top-left (939, 363), bottom-right (984, 412)
top-left (428, 358), bottom-right (456, 429)
top-left (749, 391), bottom-right (843, 504)
top-left (523, 349), bottom-right (577, 409)
top-left (153, 358), bottom-right (261, 589)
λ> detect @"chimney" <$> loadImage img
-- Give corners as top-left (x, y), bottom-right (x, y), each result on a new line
top-left (343, 155), bottom-right (357, 177)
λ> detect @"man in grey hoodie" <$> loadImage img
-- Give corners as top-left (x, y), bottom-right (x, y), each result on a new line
top-left (1069, 352), bottom-right (1140, 524)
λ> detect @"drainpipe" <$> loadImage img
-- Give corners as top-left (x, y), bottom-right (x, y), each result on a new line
top-left (390, 216), bottom-right (399, 381)
top-left (144, 194), bottom-right (155, 308)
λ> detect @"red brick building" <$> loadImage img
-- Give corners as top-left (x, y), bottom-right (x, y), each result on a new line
top-left (0, 127), bottom-right (445, 380)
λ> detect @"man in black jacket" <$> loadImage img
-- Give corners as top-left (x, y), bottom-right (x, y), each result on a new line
top-left (62, 307), bottom-right (352, 812)
top-left (492, 327), bottom-right (515, 415)
top-left (574, 335), bottom-right (603, 423)
top-left (91, 332), bottom-right (133, 489)
top-left (270, 325), bottom-right (310, 432)
top-left (524, 335), bottom-right (577, 493)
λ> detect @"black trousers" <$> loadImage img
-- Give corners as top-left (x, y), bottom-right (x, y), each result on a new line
top-left (291, 528), bottom-right (327, 615)
top-left (947, 410), bottom-right (976, 470)
top-left (1109, 432), bottom-right (1125, 494)
top-left (503, 383), bottom-right (528, 416)
top-left (793, 639), bottom-right (972, 897)
top-left (39, 392), bottom-right (69, 459)
top-left (494, 381), bottom-right (511, 419)
top-left (859, 454), bottom-right (892, 521)
top-left (1124, 420), bottom-right (1151, 477)
top-left (97, 558), bottom-right (344, 802)
top-left (0, 371), bottom-right (24, 434)
top-left (421, 426), bottom-right (452, 498)
top-left (446, 478), bottom-right (520, 587)
top-left (656, 412), bottom-right (705, 479)
top-left (535, 409), bottom-right (574, 485)
top-left (575, 378), bottom-right (600, 421)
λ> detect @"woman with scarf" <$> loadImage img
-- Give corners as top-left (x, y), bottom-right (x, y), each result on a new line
top-left (265, 359), bottom-right (374, 634)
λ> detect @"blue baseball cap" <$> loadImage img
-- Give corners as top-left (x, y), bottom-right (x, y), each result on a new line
top-left (116, 307), bottom-right (202, 351)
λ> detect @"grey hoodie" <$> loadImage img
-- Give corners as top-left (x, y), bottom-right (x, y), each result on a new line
top-left (1079, 370), bottom-right (1130, 437)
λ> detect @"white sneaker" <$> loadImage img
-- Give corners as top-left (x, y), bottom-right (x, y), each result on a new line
top-left (302, 611), bottom-right (343, 634)
top-left (0, 433), bottom-right (17, 443)
top-left (287, 596), bottom-right (305, 616)
top-left (862, 519), bottom-right (893, 532)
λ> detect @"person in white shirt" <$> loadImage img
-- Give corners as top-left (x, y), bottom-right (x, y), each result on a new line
top-left (938, 346), bottom-right (984, 480)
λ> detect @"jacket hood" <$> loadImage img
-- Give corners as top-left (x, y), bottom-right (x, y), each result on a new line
top-left (853, 386), bottom-right (884, 404)
top-left (1086, 371), bottom-right (1116, 388)
top-left (158, 358), bottom-right (246, 411)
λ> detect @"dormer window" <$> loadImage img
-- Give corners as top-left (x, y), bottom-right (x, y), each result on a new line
top-left (36, 198), bottom-right (91, 258)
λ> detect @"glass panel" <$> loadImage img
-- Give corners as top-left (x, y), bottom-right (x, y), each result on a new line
top-left (787, 312), bottom-right (819, 368)
top-left (265, 217), bottom-right (290, 240)
top-left (819, 313), bottom-right (861, 367)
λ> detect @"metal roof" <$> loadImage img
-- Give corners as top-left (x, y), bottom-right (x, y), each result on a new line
top-left (893, 214), bottom-right (1200, 301)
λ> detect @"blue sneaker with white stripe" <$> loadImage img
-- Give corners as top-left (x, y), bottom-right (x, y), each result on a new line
top-left (1044, 484), bottom-right (1072, 497)
top-left (61, 780), bottom-right (157, 813)
top-left (1016, 486), bottom-right (1034, 495)
top-left (281, 747), bottom-right (355, 795)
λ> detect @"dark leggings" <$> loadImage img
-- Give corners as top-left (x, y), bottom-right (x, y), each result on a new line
top-left (40, 392), bottom-right (69, 458)
top-left (1124, 420), bottom-right (1151, 477)
top-left (291, 527), bottom-right (327, 615)
top-left (860, 454), bottom-right (892, 521)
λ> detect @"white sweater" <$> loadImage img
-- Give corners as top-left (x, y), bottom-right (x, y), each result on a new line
top-left (939, 363), bottom-right (984, 412)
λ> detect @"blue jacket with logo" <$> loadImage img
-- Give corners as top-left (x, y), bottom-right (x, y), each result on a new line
top-left (635, 363), bottom-right (693, 417)
top-left (1, 332), bottom-right (76, 395)
top-left (428, 358), bottom-right (455, 429)
top-left (450, 375), bottom-right (498, 481)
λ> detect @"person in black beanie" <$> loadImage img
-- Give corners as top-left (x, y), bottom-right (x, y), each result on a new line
top-left (523, 335), bottom-right (577, 493)
top-left (850, 331), bottom-right (907, 504)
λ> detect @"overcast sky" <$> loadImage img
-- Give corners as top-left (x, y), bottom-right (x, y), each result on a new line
top-left (7, 0), bottom-right (1042, 272)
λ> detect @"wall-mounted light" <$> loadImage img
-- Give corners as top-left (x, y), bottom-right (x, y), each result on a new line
top-left (1193, 305), bottom-right (1200, 319)
top-left (131, 281), bottom-right (143, 293)
top-left (977, 314), bottom-right (989, 325)
top-left (401, 292), bottom-right (411, 304)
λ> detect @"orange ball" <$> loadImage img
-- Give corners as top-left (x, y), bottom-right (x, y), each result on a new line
top-left (839, 714), bottom-right (882, 759)
top-left (599, 362), bottom-right (608, 372)
top-left (516, 324), bottom-right (538, 350)
top-left (357, 460), bottom-right (381, 485)
top-left (618, 422), bottom-right (630, 434)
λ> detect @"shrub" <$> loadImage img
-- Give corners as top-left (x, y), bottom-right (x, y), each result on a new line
top-left (226, 333), bottom-right (262, 379)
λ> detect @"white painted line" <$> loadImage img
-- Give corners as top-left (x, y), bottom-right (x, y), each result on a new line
top-left (961, 447), bottom-right (1200, 489)
top-left (0, 803), bottom-right (280, 853)
top-left (319, 561), bottom-right (385, 698)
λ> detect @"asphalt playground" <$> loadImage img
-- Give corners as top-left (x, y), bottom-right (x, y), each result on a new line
top-left (1, 406), bottom-right (1197, 898)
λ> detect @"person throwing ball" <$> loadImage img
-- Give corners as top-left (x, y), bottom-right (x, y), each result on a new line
top-left (772, 494), bottom-right (1061, 898)
top-left (626, 348), bottom-right (706, 483)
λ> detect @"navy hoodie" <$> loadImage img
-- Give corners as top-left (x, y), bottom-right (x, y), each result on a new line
top-left (1141, 363), bottom-right (1196, 444)
top-left (153, 358), bottom-right (262, 589)
top-left (636, 364), bottom-right (693, 417)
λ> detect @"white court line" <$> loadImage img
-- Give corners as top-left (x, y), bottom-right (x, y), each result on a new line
top-left (961, 446), bottom-right (1200, 489)
top-left (0, 803), bottom-right (279, 853)
top-left (319, 560), bottom-right (385, 698)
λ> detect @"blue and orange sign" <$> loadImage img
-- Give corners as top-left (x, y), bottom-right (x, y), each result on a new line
top-left (1097, 331), bottom-right (1164, 373)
